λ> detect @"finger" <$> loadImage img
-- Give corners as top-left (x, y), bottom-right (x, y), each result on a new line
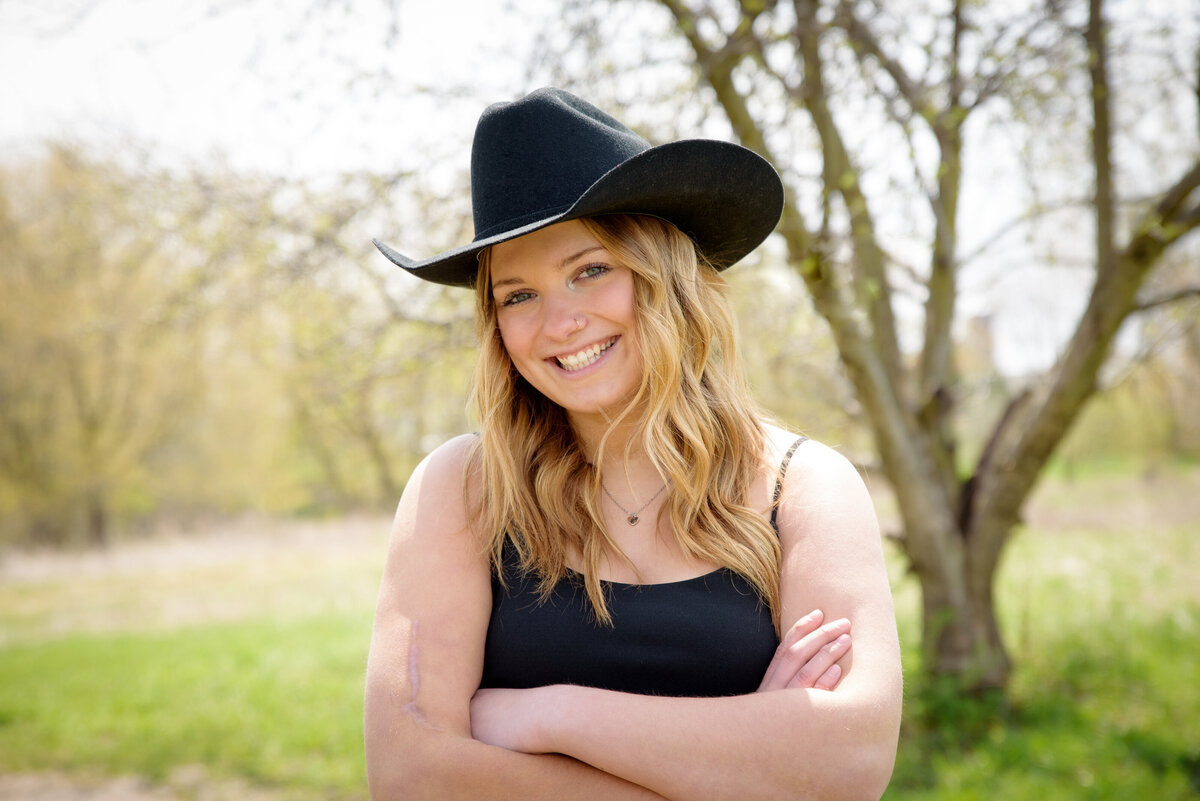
top-left (787, 632), bottom-right (851, 690)
top-left (767, 618), bottom-right (850, 691)
top-left (758, 609), bottom-right (824, 691)
top-left (760, 615), bottom-right (849, 692)
top-left (813, 662), bottom-right (842, 691)
top-left (781, 609), bottom-right (825, 649)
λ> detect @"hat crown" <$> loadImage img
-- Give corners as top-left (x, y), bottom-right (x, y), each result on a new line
top-left (373, 87), bottom-right (784, 287)
top-left (469, 88), bottom-right (650, 241)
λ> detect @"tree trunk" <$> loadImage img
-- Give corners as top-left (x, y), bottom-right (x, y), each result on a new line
top-left (885, 432), bottom-right (1011, 687)
top-left (360, 420), bottom-right (401, 504)
top-left (917, 552), bottom-right (1009, 688)
top-left (86, 490), bottom-right (109, 547)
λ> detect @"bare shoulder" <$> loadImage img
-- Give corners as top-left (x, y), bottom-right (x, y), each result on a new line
top-left (392, 433), bottom-right (481, 542)
top-left (761, 421), bottom-right (808, 460)
top-left (379, 432), bottom-right (489, 604)
top-left (406, 432), bottom-right (480, 497)
top-left (760, 425), bottom-right (878, 549)
top-left (784, 438), bottom-right (872, 500)
top-left (381, 430), bottom-right (489, 590)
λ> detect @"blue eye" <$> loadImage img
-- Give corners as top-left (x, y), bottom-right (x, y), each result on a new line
top-left (501, 291), bottom-right (534, 307)
top-left (572, 264), bottom-right (609, 285)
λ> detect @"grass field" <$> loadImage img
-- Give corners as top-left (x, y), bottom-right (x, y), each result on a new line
top-left (885, 467), bottom-right (1200, 800)
top-left (0, 470), bottom-right (1197, 800)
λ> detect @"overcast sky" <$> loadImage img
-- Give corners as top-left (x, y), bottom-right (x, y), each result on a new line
top-left (0, 0), bottom-right (550, 175)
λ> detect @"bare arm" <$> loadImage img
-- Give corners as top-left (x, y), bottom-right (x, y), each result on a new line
top-left (363, 435), bottom-right (669, 800)
top-left (469, 439), bottom-right (903, 801)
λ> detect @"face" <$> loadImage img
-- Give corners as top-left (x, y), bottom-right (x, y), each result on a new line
top-left (488, 220), bottom-right (643, 427)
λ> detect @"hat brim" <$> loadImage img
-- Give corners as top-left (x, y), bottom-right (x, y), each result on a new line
top-left (373, 139), bottom-right (784, 288)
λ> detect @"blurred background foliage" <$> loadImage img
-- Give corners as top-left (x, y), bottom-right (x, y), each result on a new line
top-left (1, 140), bottom-right (1194, 546)
top-left (0, 145), bottom-right (483, 545)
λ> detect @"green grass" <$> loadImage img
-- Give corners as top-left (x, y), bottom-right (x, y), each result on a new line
top-left (0, 470), bottom-right (1197, 799)
top-left (0, 613), bottom-right (373, 797)
top-left (888, 610), bottom-right (1200, 800)
top-left (883, 496), bottom-right (1200, 801)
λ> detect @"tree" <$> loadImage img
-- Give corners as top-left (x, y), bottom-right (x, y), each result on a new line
top-left (545, 0), bottom-right (1200, 688)
top-left (0, 147), bottom-right (215, 544)
top-left (0, 142), bottom-right (478, 541)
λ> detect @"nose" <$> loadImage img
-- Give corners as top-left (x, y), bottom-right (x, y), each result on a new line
top-left (543, 295), bottom-right (585, 340)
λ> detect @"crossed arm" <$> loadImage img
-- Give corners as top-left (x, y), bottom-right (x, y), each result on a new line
top-left (363, 434), bottom-right (902, 801)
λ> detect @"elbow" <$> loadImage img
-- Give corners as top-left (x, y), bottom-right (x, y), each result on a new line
top-left (365, 727), bottom-right (463, 801)
top-left (781, 738), bottom-right (893, 801)
top-left (844, 737), bottom-right (898, 801)
top-left (367, 751), bottom-right (454, 801)
top-left (821, 671), bottom-right (903, 801)
top-left (745, 727), bottom-right (896, 801)
top-left (776, 689), bottom-right (900, 801)
top-left (820, 713), bottom-right (900, 801)
top-left (366, 751), bottom-right (424, 801)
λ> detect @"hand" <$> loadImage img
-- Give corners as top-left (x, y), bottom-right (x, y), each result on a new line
top-left (470, 686), bottom-right (549, 753)
top-left (757, 609), bottom-right (851, 692)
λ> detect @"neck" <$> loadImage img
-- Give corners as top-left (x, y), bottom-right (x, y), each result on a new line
top-left (568, 405), bottom-right (644, 466)
top-left (569, 410), bottom-right (669, 505)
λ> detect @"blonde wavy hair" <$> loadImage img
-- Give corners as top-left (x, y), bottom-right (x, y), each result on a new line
top-left (468, 214), bottom-right (782, 632)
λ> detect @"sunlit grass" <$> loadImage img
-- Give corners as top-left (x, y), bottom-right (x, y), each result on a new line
top-left (888, 601), bottom-right (1200, 800)
top-left (0, 614), bottom-right (373, 796)
top-left (884, 472), bottom-right (1200, 800)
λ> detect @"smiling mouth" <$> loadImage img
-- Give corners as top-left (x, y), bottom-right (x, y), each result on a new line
top-left (554, 336), bottom-right (618, 372)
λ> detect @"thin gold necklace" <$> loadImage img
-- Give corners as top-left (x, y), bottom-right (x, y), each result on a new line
top-left (601, 482), bottom-right (667, 526)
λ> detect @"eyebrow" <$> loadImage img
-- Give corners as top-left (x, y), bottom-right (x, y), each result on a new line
top-left (490, 246), bottom-right (607, 292)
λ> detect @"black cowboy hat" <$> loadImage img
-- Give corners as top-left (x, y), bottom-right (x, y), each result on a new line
top-left (373, 87), bottom-right (784, 288)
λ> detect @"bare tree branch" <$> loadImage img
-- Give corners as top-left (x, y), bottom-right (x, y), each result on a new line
top-left (833, 0), bottom-right (964, 423)
top-left (1089, 0), bottom-right (1117, 281)
top-left (833, 0), bottom-right (933, 115)
top-left (791, 0), bottom-right (907, 400)
top-left (916, 0), bottom-right (964, 414)
top-left (1124, 160), bottom-right (1200, 263)
top-left (970, 0), bottom-right (1184, 548)
top-left (967, 9), bottom-right (1065, 110)
top-left (1133, 285), bottom-right (1200, 313)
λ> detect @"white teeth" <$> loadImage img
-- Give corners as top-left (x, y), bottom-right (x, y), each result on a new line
top-left (556, 338), bottom-right (615, 371)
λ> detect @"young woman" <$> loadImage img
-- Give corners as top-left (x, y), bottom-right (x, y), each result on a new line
top-left (363, 88), bottom-right (902, 800)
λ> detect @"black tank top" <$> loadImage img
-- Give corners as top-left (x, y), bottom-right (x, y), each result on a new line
top-left (478, 437), bottom-right (806, 698)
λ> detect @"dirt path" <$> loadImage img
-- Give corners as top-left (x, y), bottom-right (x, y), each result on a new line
top-left (0, 773), bottom-right (175, 801)
top-left (0, 514), bottom-right (389, 646)
top-left (0, 766), bottom-right (296, 801)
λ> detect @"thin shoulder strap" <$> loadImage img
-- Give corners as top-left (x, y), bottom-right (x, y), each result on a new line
top-left (770, 436), bottom-right (808, 533)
